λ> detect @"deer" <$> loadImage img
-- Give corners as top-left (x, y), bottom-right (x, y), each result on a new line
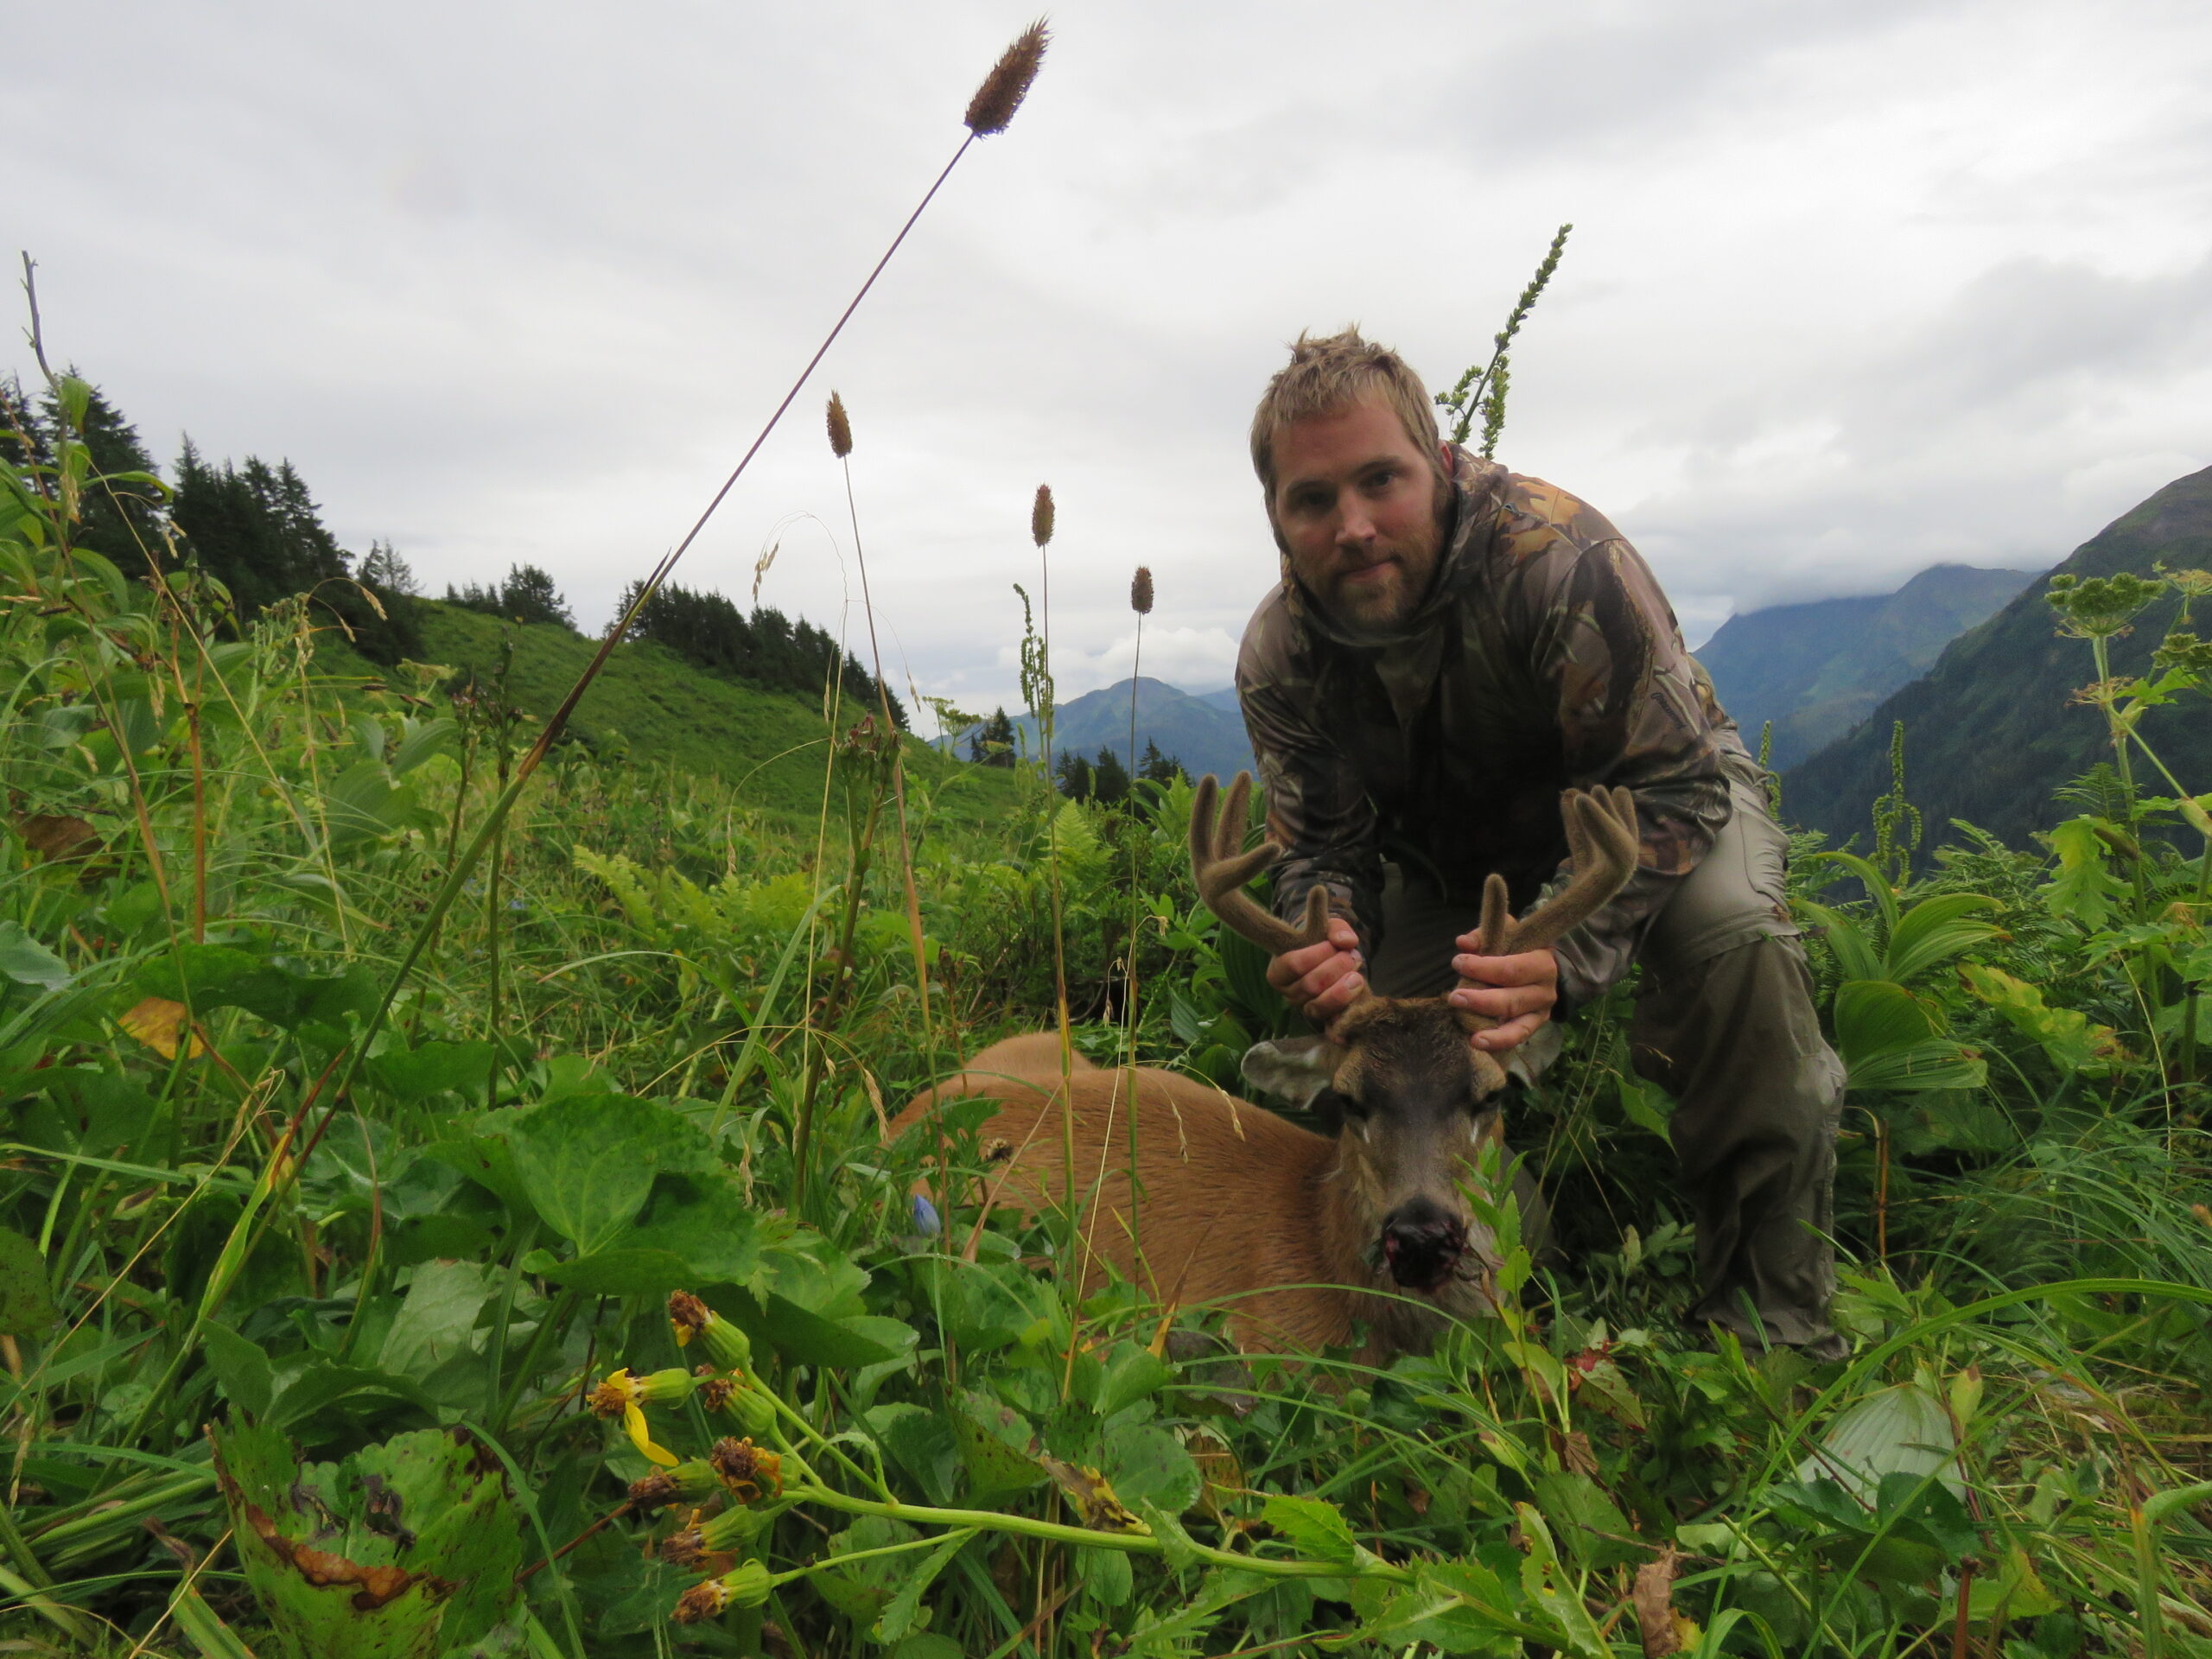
top-left (893, 772), bottom-right (1640, 1359)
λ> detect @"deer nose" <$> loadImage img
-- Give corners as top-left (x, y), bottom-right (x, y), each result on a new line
top-left (1381, 1198), bottom-right (1467, 1292)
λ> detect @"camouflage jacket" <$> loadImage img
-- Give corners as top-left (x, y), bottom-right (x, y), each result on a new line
top-left (1236, 448), bottom-right (1749, 1009)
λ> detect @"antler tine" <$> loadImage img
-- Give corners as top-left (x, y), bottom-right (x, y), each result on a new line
top-left (1498, 788), bottom-right (1642, 955)
top-left (1189, 772), bottom-right (1332, 958)
top-left (1474, 872), bottom-right (1510, 957)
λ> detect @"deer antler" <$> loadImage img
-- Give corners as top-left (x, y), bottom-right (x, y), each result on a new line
top-left (1473, 786), bottom-right (1639, 957)
top-left (1189, 772), bottom-right (1333, 959)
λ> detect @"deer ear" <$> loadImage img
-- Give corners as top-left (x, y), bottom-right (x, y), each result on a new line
top-left (1241, 1037), bottom-right (1344, 1110)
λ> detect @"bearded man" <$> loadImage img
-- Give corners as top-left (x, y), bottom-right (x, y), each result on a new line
top-left (1237, 327), bottom-right (1846, 1359)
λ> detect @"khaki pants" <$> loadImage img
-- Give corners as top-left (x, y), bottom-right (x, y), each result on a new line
top-left (1370, 760), bottom-right (1845, 1354)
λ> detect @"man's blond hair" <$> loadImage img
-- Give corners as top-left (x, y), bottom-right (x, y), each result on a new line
top-left (1249, 328), bottom-right (1445, 497)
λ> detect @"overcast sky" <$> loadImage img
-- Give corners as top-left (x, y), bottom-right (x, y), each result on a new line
top-left (15, 1), bottom-right (2210, 722)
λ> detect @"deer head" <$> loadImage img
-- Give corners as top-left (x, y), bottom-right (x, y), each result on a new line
top-left (1189, 772), bottom-right (1639, 1311)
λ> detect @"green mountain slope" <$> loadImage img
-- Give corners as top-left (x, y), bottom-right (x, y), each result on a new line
top-left (1697, 563), bottom-right (2040, 769)
top-left (330, 601), bottom-right (1022, 823)
top-left (1783, 465), bottom-right (2212, 849)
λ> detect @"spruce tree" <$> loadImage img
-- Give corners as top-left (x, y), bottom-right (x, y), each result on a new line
top-left (1090, 744), bottom-right (1131, 806)
top-left (1054, 748), bottom-right (1093, 801)
top-left (498, 564), bottom-right (575, 631)
top-left (969, 708), bottom-right (1018, 767)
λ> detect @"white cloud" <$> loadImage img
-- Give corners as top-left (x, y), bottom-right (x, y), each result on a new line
top-left (11, 0), bottom-right (2209, 715)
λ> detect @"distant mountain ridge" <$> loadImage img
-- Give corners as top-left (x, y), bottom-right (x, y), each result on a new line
top-left (1697, 563), bottom-right (2041, 770)
top-left (947, 677), bottom-right (1256, 781)
top-left (1784, 464), bottom-right (2212, 851)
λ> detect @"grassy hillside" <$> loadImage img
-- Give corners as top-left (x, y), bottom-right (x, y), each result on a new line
top-left (1784, 465), bottom-right (2212, 849)
top-left (328, 600), bottom-right (1023, 825)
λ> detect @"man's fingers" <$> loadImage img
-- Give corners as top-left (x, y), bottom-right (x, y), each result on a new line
top-left (1305, 970), bottom-right (1365, 1021)
top-left (1290, 953), bottom-right (1363, 1012)
top-left (1449, 983), bottom-right (1549, 1021)
top-left (1470, 1013), bottom-right (1547, 1052)
top-left (1267, 926), bottom-right (1362, 991)
top-left (1449, 948), bottom-right (1553, 986)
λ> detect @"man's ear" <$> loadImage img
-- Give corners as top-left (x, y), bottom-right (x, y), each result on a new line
top-left (1241, 1036), bottom-right (1344, 1111)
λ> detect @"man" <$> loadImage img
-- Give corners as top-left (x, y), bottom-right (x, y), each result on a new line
top-left (1236, 327), bottom-right (1846, 1359)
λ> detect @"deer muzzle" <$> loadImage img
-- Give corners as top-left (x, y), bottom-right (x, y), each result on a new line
top-left (1380, 1196), bottom-right (1468, 1293)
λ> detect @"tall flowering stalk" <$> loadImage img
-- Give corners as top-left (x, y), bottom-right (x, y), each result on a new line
top-left (825, 391), bottom-right (934, 1038)
top-left (1121, 566), bottom-right (1154, 1255)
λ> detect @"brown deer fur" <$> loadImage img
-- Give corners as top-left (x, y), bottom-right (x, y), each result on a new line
top-left (892, 1018), bottom-right (1510, 1359)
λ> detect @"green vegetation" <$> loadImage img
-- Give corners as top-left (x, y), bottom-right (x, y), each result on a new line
top-left (3, 345), bottom-right (2209, 1657)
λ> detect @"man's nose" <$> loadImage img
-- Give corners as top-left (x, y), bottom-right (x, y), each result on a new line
top-left (1336, 494), bottom-right (1376, 544)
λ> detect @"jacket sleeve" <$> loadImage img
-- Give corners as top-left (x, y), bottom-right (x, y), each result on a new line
top-left (1236, 630), bottom-right (1386, 955)
top-left (1516, 520), bottom-right (1734, 1009)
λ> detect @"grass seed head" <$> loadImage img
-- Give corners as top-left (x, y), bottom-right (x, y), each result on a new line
top-left (1131, 565), bottom-right (1154, 615)
top-left (826, 391), bottom-right (853, 459)
top-left (1032, 483), bottom-right (1055, 549)
top-left (965, 21), bottom-right (1049, 137)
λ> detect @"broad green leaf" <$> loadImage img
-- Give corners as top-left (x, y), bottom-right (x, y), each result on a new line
top-left (1796, 900), bottom-right (1884, 984)
top-left (1105, 1422), bottom-right (1201, 1516)
top-left (201, 1319), bottom-right (276, 1419)
top-left (212, 1421), bottom-right (524, 1656)
top-left (1529, 1471), bottom-right (1640, 1568)
top-left (1093, 1341), bottom-right (1173, 1420)
top-left (2040, 817), bottom-right (2125, 929)
top-left (1833, 980), bottom-right (1986, 1092)
top-left (866, 1402), bottom-right (963, 1506)
top-left (1882, 892), bottom-right (2003, 983)
top-left (525, 1174), bottom-right (760, 1297)
top-left (954, 1390), bottom-right (1048, 1501)
top-left (1262, 1493), bottom-right (1358, 1564)
top-left (366, 1041), bottom-right (497, 1104)
top-left (1959, 962), bottom-right (2118, 1074)
top-left (388, 716), bottom-right (457, 775)
top-left (0, 1227), bottom-right (60, 1335)
top-left (378, 1259), bottom-right (492, 1382)
top-left (0, 924), bottom-right (70, 992)
top-left (268, 1361), bottom-right (436, 1432)
top-left (874, 1527), bottom-right (972, 1642)
top-left (1796, 1380), bottom-right (1961, 1499)
top-left (502, 1093), bottom-right (714, 1255)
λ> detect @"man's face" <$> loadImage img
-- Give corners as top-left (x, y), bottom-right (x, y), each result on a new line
top-left (1268, 396), bottom-right (1451, 633)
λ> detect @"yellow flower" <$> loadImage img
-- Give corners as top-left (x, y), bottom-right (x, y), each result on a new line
top-left (588, 1369), bottom-right (680, 1467)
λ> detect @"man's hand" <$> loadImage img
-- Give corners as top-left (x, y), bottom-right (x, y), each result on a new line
top-left (1266, 916), bottom-right (1366, 1025)
top-left (1447, 938), bottom-right (1557, 1052)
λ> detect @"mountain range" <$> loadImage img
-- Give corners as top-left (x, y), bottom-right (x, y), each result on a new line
top-left (1696, 564), bottom-right (2042, 771)
top-left (1783, 463), bottom-right (2212, 851)
top-left (950, 678), bottom-right (1256, 782)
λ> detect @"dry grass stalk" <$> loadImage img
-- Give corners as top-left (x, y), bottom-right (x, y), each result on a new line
top-left (826, 391), bottom-right (853, 458)
top-left (1130, 564), bottom-right (1153, 615)
top-left (1032, 482), bottom-right (1055, 548)
top-left (966, 21), bottom-right (1050, 136)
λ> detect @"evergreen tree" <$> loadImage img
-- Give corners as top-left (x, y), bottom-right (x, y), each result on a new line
top-left (969, 708), bottom-right (1018, 767)
top-left (1137, 738), bottom-right (1185, 785)
top-left (1054, 748), bottom-right (1093, 800)
top-left (1090, 744), bottom-right (1131, 806)
top-left (498, 563), bottom-right (575, 631)
top-left (613, 578), bottom-right (906, 727)
top-left (170, 439), bottom-right (421, 663)
top-left (359, 539), bottom-right (419, 596)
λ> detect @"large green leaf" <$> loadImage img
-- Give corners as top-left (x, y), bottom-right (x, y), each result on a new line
top-left (0, 1226), bottom-right (60, 1335)
top-left (1833, 980), bottom-right (1987, 1093)
top-left (212, 1421), bottom-right (524, 1658)
top-left (1959, 962), bottom-right (2118, 1074)
top-left (1882, 893), bottom-right (2003, 983)
top-left (524, 1175), bottom-right (761, 1298)
top-left (501, 1093), bottom-right (715, 1255)
top-left (0, 924), bottom-right (70, 992)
